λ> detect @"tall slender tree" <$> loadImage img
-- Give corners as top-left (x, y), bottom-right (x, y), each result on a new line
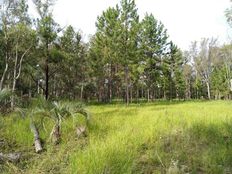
top-left (33, 0), bottom-right (60, 100)
top-left (119, 0), bottom-right (140, 105)
top-left (140, 13), bottom-right (168, 101)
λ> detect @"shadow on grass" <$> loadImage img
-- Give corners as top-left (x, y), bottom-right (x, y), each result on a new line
top-left (87, 100), bottom-right (213, 109)
top-left (133, 121), bottom-right (232, 174)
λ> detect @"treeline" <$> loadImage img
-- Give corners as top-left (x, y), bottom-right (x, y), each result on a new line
top-left (1, 0), bottom-right (232, 105)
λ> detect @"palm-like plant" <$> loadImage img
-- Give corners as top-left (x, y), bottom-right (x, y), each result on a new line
top-left (31, 97), bottom-right (90, 147)
top-left (49, 102), bottom-right (90, 144)
top-left (0, 88), bottom-right (13, 114)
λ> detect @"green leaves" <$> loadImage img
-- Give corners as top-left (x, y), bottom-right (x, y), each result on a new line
top-left (37, 15), bottom-right (59, 46)
top-left (30, 97), bottom-right (90, 125)
top-left (0, 89), bottom-right (12, 103)
top-left (0, 88), bottom-right (13, 114)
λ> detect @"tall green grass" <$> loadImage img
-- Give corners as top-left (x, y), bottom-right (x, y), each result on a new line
top-left (1, 101), bottom-right (232, 173)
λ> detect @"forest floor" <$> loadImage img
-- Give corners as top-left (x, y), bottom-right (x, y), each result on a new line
top-left (1, 100), bottom-right (232, 173)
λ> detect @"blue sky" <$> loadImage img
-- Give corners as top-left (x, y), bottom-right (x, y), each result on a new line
top-left (28, 0), bottom-right (232, 50)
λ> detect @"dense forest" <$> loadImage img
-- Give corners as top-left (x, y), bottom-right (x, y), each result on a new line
top-left (1, 0), bottom-right (232, 107)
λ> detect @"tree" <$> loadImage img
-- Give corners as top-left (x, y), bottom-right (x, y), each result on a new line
top-left (10, 0), bottom-right (36, 107)
top-left (221, 44), bottom-right (232, 97)
top-left (193, 38), bottom-right (218, 99)
top-left (170, 44), bottom-right (185, 99)
top-left (119, 0), bottom-right (140, 105)
top-left (60, 25), bottom-right (89, 100)
top-left (0, 0), bottom-right (36, 107)
top-left (33, 0), bottom-right (60, 100)
top-left (140, 13), bottom-right (168, 101)
top-left (182, 51), bottom-right (193, 99)
top-left (0, 0), bottom-right (15, 91)
top-left (89, 6), bottom-right (121, 102)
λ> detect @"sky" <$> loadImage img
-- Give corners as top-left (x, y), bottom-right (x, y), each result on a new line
top-left (28, 0), bottom-right (232, 50)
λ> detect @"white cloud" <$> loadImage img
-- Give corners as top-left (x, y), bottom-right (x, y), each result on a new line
top-left (28, 0), bottom-right (232, 50)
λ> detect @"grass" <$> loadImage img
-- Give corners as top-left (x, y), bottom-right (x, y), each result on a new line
top-left (1, 100), bottom-right (232, 173)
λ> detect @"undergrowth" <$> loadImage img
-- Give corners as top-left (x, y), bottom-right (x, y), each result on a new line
top-left (1, 100), bottom-right (232, 173)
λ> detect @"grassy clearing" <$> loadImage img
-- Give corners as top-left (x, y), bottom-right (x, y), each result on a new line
top-left (1, 101), bottom-right (232, 173)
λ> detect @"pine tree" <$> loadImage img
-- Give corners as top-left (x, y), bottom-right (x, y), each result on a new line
top-left (119, 0), bottom-right (140, 105)
top-left (34, 0), bottom-right (60, 100)
top-left (140, 13), bottom-right (168, 101)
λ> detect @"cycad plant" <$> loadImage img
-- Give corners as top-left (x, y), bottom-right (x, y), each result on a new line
top-left (0, 88), bottom-right (13, 114)
top-left (30, 97), bottom-right (90, 152)
top-left (49, 102), bottom-right (90, 144)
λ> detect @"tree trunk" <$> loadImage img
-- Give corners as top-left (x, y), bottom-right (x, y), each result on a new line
top-left (0, 60), bottom-right (8, 91)
top-left (108, 63), bottom-right (113, 103)
top-left (29, 80), bottom-right (32, 98)
top-left (45, 60), bottom-right (49, 100)
top-left (130, 87), bottom-right (133, 103)
top-left (11, 45), bottom-right (18, 108)
top-left (152, 89), bottom-right (155, 101)
top-left (30, 122), bottom-right (43, 153)
top-left (136, 87), bottom-right (139, 103)
top-left (50, 123), bottom-right (61, 145)
top-left (125, 65), bottom-right (129, 105)
top-left (11, 45), bottom-right (31, 107)
top-left (108, 79), bottom-right (112, 103)
top-left (80, 84), bottom-right (84, 102)
top-left (206, 82), bottom-right (211, 100)
top-left (141, 88), bottom-right (144, 99)
top-left (45, 40), bottom-right (49, 100)
top-left (147, 89), bottom-right (150, 102)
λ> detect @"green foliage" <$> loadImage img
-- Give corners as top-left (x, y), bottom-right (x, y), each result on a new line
top-left (0, 88), bottom-right (12, 103)
top-left (0, 89), bottom-right (13, 114)
top-left (1, 0), bottom-right (232, 104)
top-left (28, 98), bottom-right (90, 140)
top-left (211, 66), bottom-right (230, 99)
top-left (139, 13), bottom-right (169, 97)
top-left (34, 0), bottom-right (59, 46)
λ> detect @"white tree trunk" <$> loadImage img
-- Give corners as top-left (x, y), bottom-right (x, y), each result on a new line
top-left (0, 61), bottom-right (8, 91)
top-left (30, 123), bottom-right (43, 153)
top-left (0, 152), bottom-right (21, 162)
top-left (80, 84), bottom-right (84, 101)
top-left (11, 45), bottom-right (31, 108)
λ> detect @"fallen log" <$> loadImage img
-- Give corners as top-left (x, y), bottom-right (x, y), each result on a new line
top-left (30, 122), bottom-right (43, 153)
top-left (0, 152), bottom-right (21, 162)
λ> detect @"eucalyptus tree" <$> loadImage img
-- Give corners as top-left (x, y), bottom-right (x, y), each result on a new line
top-left (187, 41), bottom-right (202, 99)
top-left (182, 51), bottom-right (193, 99)
top-left (0, 0), bottom-right (36, 107)
top-left (193, 38), bottom-right (218, 99)
top-left (10, 0), bottom-right (36, 107)
top-left (0, 0), bottom-right (15, 91)
top-left (210, 44), bottom-right (232, 99)
top-left (220, 44), bottom-right (232, 95)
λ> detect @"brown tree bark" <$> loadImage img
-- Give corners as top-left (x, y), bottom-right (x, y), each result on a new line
top-left (125, 65), bottom-right (129, 105)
